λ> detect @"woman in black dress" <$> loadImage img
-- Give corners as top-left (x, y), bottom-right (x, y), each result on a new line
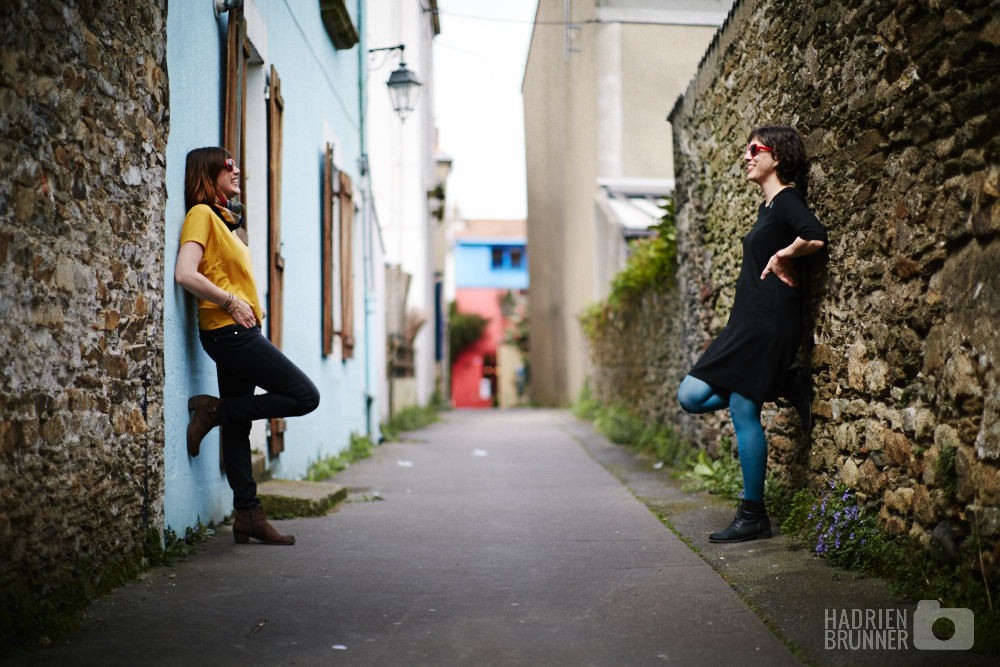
top-left (677, 126), bottom-right (827, 543)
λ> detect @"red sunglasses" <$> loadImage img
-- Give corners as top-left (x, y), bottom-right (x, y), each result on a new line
top-left (746, 143), bottom-right (773, 157)
top-left (223, 158), bottom-right (237, 171)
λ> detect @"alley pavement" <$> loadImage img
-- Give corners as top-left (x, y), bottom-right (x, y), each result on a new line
top-left (9, 409), bottom-right (992, 666)
top-left (7, 409), bottom-right (797, 666)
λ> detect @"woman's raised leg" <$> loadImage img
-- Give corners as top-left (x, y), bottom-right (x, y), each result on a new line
top-left (677, 375), bottom-right (728, 414)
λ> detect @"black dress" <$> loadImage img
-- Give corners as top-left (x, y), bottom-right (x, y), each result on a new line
top-left (688, 187), bottom-right (827, 404)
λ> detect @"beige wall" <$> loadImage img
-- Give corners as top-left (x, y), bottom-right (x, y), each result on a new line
top-left (497, 343), bottom-right (524, 408)
top-left (523, 0), bottom-right (574, 405)
top-left (524, 0), bottom-right (726, 406)
top-left (620, 24), bottom-right (720, 178)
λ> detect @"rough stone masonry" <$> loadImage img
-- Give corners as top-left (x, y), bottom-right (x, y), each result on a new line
top-left (592, 0), bottom-right (1000, 565)
top-left (0, 0), bottom-right (168, 635)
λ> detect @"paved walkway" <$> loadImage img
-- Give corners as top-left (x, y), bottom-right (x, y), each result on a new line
top-left (8, 409), bottom-right (799, 666)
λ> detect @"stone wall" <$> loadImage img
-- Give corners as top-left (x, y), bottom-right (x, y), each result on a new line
top-left (592, 0), bottom-right (1000, 555)
top-left (0, 0), bottom-right (167, 641)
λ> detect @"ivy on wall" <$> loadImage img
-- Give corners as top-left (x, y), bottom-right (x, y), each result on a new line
top-left (580, 198), bottom-right (678, 341)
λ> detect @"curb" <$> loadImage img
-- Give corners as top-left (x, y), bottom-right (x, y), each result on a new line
top-left (257, 479), bottom-right (348, 519)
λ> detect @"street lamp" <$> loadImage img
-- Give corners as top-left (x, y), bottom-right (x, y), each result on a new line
top-left (370, 44), bottom-right (422, 122)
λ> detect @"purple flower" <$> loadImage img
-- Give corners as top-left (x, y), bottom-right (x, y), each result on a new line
top-left (842, 490), bottom-right (850, 501)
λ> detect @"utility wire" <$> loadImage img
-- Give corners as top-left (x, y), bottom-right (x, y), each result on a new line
top-left (429, 7), bottom-right (706, 28)
top-left (280, 0), bottom-right (360, 131)
top-left (435, 9), bottom-right (583, 26)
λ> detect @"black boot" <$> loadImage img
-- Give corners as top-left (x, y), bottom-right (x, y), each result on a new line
top-left (709, 499), bottom-right (773, 543)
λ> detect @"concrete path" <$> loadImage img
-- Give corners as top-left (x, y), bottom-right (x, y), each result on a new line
top-left (9, 409), bottom-right (799, 666)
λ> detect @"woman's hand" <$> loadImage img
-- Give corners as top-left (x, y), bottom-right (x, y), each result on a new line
top-left (227, 297), bottom-right (257, 329)
top-left (761, 253), bottom-right (799, 287)
top-left (176, 241), bottom-right (257, 327)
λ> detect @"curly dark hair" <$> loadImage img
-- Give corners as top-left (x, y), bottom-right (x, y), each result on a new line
top-left (748, 125), bottom-right (808, 195)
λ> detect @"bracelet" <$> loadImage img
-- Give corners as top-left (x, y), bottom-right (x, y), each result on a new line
top-left (223, 293), bottom-right (236, 311)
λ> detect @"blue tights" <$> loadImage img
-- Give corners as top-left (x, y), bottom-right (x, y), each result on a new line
top-left (676, 375), bottom-right (766, 504)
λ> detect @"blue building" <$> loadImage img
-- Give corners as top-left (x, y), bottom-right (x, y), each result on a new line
top-left (453, 221), bottom-right (529, 291)
top-left (450, 220), bottom-right (528, 408)
top-left (164, 1), bottom-right (382, 532)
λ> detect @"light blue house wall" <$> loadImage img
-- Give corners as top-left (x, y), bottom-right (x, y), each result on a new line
top-left (164, 1), bottom-right (372, 534)
top-left (454, 240), bottom-right (529, 290)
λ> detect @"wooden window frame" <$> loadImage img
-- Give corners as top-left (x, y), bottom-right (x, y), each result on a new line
top-left (221, 9), bottom-right (249, 468)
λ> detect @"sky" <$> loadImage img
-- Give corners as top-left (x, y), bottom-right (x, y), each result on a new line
top-left (433, 0), bottom-right (539, 221)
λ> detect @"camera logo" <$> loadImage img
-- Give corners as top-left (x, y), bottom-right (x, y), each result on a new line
top-left (913, 600), bottom-right (974, 650)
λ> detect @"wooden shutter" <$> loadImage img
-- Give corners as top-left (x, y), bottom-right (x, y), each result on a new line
top-left (224, 10), bottom-right (250, 245)
top-left (221, 9), bottom-right (249, 468)
top-left (267, 65), bottom-right (286, 456)
top-left (322, 144), bottom-right (335, 356)
top-left (339, 171), bottom-right (355, 358)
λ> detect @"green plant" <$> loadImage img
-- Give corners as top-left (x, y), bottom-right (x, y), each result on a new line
top-left (578, 301), bottom-right (613, 341)
top-left (936, 443), bottom-right (957, 501)
top-left (594, 405), bottom-right (645, 445)
top-left (637, 421), bottom-right (688, 466)
top-left (448, 301), bottom-right (489, 365)
top-left (579, 198), bottom-right (678, 342)
top-left (381, 404), bottom-right (439, 441)
top-left (679, 445), bottom-right (743, 500)
top-left (783, 481), bottom-right (880, 570)
top-left (572, 380), bottom-right (602, 421)
top-left (608, 199), bottom-right (677, 306)
top-left (762, 475), bottom-right (796, 525)
top-left (154, 521), bottom-right (214, 564)
top-left (306, 433), bottom-right (375, 481)
top-left (781, 480), bottom-right (1000, 652)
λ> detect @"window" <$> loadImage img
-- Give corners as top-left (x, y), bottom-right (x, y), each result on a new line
top-left (322, 143), bottom-right (335, 356)
top-left (266, 65), bottom-right (284, 350)
top-left (225, 11), bottom-right (286, 456)
top-left (224, 10), bottom-right (250, 246)
top-left (339, 170), bottom-right (355, 359)
top-left (489, 246), bottom-right (525, 270)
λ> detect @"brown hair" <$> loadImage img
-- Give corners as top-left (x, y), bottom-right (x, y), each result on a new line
top-left (748, 126), bottom-right (809, 196)
top-left (184, 147), bottom-right (230, 211)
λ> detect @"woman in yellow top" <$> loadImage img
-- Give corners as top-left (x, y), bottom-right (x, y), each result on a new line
top-left (175, 147), bottom-right (319, 545)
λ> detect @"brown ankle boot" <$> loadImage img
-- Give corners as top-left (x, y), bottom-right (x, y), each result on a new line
top-left (233, 506), bottom-right (295, 545)
top-left (187, 395), bottom-right (221, 457)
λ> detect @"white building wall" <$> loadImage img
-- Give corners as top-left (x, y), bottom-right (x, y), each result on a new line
top-left (367, 0), bottom-right (439, 408)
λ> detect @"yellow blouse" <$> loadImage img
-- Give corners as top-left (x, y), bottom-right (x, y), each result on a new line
top-left (179, 204), bottom-right (264, 331)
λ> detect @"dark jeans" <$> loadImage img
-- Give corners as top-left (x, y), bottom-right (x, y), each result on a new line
top-left (199, 325), bottom-right (320, 509)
